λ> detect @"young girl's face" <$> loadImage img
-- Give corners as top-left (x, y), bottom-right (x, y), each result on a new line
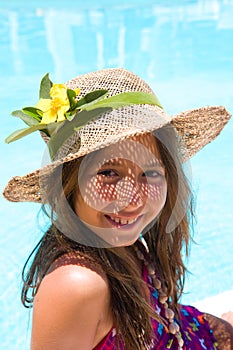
top-left (74, 133), bottom-right (167, 247)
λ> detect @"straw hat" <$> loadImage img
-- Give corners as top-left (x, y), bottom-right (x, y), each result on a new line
top-left (3, 68), bottom-right (231, 203)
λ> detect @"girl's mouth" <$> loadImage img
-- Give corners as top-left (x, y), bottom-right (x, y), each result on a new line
top-left (104, 214), bottom-right (142, 228)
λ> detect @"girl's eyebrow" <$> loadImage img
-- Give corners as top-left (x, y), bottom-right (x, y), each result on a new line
top-left (142, 160), bottom-right (164, 168)
top-left (97, 159), bottom-right (165, 169)
top-left (98, 159), bottom-right (126, 167)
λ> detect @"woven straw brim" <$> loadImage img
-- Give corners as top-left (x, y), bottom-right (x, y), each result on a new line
top-left (2, 68), bottom-right (231, 203)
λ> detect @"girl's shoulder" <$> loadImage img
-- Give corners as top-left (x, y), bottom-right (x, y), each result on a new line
top-left (37, 251), bottom-right (111, 314)
top-left (46, 252), bottom-right (109, 293)
top-left (31, 253), bottom-right (112, 349)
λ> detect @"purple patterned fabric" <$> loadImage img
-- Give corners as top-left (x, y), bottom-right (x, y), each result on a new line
top-left (94, 269), bottom-right (218, 350)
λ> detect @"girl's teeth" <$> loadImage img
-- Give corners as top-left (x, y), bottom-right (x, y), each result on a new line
top-left (109, 216), bottom-right (138, 225)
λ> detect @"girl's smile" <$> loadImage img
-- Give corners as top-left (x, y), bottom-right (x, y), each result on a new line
top-left (104, 214), bottom-right (142, 226)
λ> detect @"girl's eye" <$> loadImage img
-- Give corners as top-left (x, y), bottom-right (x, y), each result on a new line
top-left (97, 169), bottom-right (119, 178)
top-left (143, 170), bottom-right (161, 178)
top-left (142, 170), bottom-right (166, 184)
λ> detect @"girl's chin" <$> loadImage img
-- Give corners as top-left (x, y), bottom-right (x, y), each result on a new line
top-left (99, 232), bottom-right (140, 247)
top-left (82, 222), bottom-right (142, 247)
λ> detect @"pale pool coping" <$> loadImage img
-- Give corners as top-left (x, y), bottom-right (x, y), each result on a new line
top-left (192, 289), bottom-right (233, 318)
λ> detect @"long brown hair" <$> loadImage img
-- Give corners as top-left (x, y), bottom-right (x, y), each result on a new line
top-left (22, 125), bottom-right (194, 349)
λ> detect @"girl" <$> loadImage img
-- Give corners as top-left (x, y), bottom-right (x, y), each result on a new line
top-left (3, 68), bottom-right (233, 349)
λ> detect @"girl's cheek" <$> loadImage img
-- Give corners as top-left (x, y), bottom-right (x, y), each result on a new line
top-left (81, 178), bottom-right (117, 208)
top-left (145, 183), bottom-right (167, 203)
top-left (96, 183), bottom-right (118, 201)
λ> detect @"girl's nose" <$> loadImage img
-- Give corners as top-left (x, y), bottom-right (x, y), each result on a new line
top-left (115, 176), bottom-right (144, 211)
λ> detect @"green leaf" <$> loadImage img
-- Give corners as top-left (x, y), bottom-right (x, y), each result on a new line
top-left (46, 121), bottom-right (62, 136)
top-left (65, 111), bottom-right (76, 121)
top-left (67, 89), bottom-right (77, 110)
top-left (48, 107), bottom-right (112, 159)
top-left (83, 91), bottom-right (162, 111)
top-left (5, 123), bottom-right (47, 144)
top-left (75, 89), bottom-right (109, 109)
top-left (11, 110), bottom-right (40, 126)
top-left (39, 73), bottom-right (53, 99)
top-left (22, 107), bottom-right (42, 122)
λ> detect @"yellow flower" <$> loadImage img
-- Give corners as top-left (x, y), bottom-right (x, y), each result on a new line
top-left (35, 84), bottom-right (70, 124)
top-left (35, 98), bottom-right (69, 124)
top-left (50, 84), bottom-right (68, 100)
top-left (35, 84), bottom-right (81, 124)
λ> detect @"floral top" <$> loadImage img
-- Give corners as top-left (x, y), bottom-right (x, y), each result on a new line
top-left (94, 268), bottom-right (218, 350)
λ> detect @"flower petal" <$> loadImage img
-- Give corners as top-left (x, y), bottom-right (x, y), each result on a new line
top-left (57, 105), bottom-right (70, 122)
top-left (41, 110), bottom-right (57, 124)
top-left (74, 88), bottom-right (81, 96)
top-left (35, 98), bottom-right (51, 112)
top-left (50, 84), bottom-right (68, 100)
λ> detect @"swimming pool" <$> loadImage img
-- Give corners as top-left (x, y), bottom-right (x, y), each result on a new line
top-left (1, 1), bottom-right (233, 348)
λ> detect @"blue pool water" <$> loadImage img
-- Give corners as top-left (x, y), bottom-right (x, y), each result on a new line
top-left (0, 1), bottom-right (233, 349)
